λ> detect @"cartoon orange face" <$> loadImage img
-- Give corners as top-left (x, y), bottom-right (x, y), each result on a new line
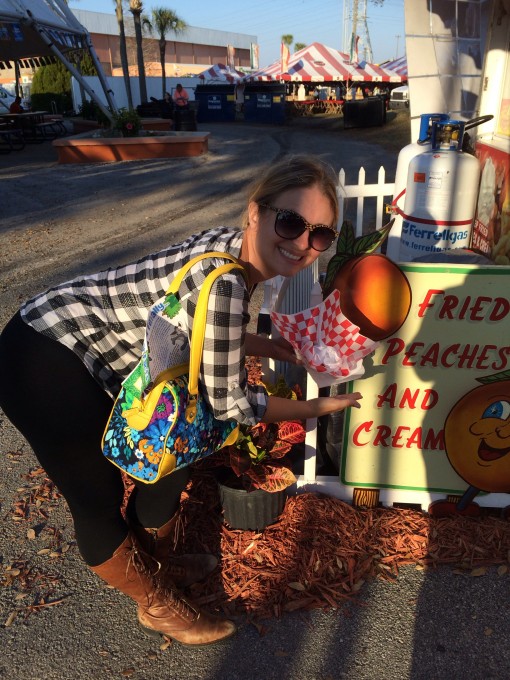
top-left (444, 380), bottom-right (510, 492)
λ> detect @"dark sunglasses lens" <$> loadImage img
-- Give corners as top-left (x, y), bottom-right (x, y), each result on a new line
top-left (274, 211), bottom-right (306, 239)
top-left (309, 228), bottom-right (336, 251)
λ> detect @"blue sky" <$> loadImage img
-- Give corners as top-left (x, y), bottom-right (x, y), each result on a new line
top-left (68, 0), bottom-right (405, 66)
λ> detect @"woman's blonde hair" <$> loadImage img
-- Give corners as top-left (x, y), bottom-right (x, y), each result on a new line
top-left (241, 155), bottom-right (339, 228)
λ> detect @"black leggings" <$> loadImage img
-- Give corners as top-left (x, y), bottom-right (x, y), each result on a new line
top-left (0, 313), bottom-right (189, 566)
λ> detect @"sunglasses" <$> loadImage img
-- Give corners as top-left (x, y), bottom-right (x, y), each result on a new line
top-left (259, 204), bottom-right (337, 252)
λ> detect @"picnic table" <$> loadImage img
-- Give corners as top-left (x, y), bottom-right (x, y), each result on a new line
top-left (0, 111), bottom-right (64, 141)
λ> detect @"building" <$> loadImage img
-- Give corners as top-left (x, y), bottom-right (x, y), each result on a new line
top-left (72, 9), bottom-right (258, 78)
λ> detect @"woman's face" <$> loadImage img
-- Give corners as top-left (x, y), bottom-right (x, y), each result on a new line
top-left (243, 184), bottom-right (335, 282)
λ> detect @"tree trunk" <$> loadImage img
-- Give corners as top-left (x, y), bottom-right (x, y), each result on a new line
top-left (116, 1), bottom-right (133, 109)
top-left (132, 9), bottom-right (148, 104)
top-left (159, 39), bottom-right (166, 99)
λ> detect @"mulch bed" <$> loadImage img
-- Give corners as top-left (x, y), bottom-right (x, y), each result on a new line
top-left (172, 470), bottom-right (510, 623)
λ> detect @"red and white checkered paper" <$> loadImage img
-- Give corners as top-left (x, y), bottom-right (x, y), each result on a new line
top-left (270, 289), bottom-right (379, 386)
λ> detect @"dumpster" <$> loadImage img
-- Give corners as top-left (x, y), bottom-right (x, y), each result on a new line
top-left (342, 96), bottom-right (386, 129)
top-left (195, 85), bottom-right (236, 123)
top-left (244, 84), bottom-right (286, 124)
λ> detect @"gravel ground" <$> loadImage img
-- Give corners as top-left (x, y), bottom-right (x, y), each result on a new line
top-left (1, 111), bottom-right (509, 680)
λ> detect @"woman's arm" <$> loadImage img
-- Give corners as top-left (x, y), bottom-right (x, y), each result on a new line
top-left (262, 392), bottom-right (363, 424)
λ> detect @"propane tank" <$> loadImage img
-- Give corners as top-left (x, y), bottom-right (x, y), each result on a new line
top-left (398, 120), bottom-right (481, 261)
top-left (386, 113), bottom-right (449, 260)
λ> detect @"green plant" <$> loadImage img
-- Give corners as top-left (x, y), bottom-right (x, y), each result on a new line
top-left (212, 376), bottom-right (306, 493)
top-left (112, 108), bottom-right (142, 137)
top-left (78, 99), bottom-right (99, 120)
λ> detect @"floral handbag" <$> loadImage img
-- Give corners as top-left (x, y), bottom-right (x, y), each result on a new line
top-left (102, 252), bottom-right (245, 484)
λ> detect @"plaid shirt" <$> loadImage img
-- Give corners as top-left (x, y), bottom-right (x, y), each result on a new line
top-left (21, 227), bottom-right (268, 426)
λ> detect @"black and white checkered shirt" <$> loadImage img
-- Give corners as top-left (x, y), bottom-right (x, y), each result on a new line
top-left (21, 227), bottom-right (268, 426)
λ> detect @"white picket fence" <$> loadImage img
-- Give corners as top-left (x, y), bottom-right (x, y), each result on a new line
top-left (338, 165), bottom-right (395, 237)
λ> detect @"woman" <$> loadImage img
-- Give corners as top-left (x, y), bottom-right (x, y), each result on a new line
top-left (0, 155), bottom-right (362, 647)
top-left (172, 83), bottom-right (189, 108)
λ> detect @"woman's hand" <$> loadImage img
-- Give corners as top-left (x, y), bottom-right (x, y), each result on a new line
top-left (314, 392), bottom-right (363, 415)
top-left (262, 392), bottom-right (363, 423)
top-left (245, 334), bottom-right (302, 365)
top-left (269, 336), bottom-right (302, 365)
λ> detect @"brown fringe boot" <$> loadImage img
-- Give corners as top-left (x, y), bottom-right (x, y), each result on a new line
top-left (129, 512), bottom-right (218, 588)
top-left (91, 533), bottom-right (236, 646)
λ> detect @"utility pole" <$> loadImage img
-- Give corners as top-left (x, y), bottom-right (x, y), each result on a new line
top-left (395, 34), bottom-right (401, 59)
top-left (343, 0), bottom-right (373, 63)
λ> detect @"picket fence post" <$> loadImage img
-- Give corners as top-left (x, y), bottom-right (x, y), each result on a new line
top-left (338, 166), bottom-right (395, 236)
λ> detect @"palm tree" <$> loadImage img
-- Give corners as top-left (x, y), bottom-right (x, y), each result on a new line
top-left (281, 34), bottom-right (293, 48)
top-left (294, 42), bottom-right (306, 52)
top-left (114, 0), bottom-right (133, 109)
top-left (129, 0), bottom-right (147, 104)
top-left (143, 7), bottom-right (187, 98)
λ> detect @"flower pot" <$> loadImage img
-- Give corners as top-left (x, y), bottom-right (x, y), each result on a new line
top-left (218, 480), bottom-right (287, 531)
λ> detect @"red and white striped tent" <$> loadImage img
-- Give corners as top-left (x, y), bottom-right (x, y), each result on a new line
top-left (380, 55), bottom-right (408, 79)
top-left (243, 42), bottom-right (404, 83)
top-left (198, 63), bottom-right (245, 83)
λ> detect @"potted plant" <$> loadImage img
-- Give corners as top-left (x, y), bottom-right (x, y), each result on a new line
top-left (211, 375), bottom-right (306, 531)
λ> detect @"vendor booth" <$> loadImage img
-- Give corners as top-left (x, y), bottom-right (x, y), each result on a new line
top-left (244, 42), bottom-right (405, 84)
top-left (243, 42), bottom-right (403, 125)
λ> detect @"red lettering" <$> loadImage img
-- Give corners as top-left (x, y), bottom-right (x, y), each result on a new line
top-left (439, 295), bottom-right (459, 319)
top-left (422, 389), bottom-right (439, 410)
top-left (403, 342), bottom-right (424, 366)
top-left (417, 289), bottom-right (444, 318)
top-left (406, 428), bottom-right (422, 448)
top-left (391, 426), bottom-right (410, 448)
top-left (476, 345), bottom-right (497, 370)
top-left (458, 296), bottom-right (471, 320)
top-left (420, 343), bottom-right (439, 366)
top-left (440, 344), bottom-right (460, 367)
top-left (470, 296), bottom-right (492, 321)
top-left (381, 338), bottom-right (405, 364)
top-left (377, 383), bottom-right (397, 408)
top-left (351, 425), bottom-right (444, 450)
top-left (373, 425), bottom-right (392, 447)
top-left (493, 347), bottom-right (510, 371)
top-left (400, 388), bottom-right (419, 408)
top-left (424, 429), bottom-right (445, 450)
top-left (352, 421), bottom-right (372, 446)
top-left (458, 344), bottom-right (480, 368)
top-left (490, 297), bottom-right (510, 322)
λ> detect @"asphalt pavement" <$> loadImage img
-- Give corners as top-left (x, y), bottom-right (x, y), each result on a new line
top-left (1, 114), bottom-right (509, 680)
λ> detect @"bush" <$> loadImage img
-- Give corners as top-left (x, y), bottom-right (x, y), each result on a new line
top-left (30, 92), bottom-right (73, 114)
top-left (112, 108), bottom-right (142, 137)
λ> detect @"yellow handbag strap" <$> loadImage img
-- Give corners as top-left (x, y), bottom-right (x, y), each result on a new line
top-left (165, 251), bottom-right (241, 297)
top-left (166, 251), bottom-right (247, 396)
top-left (123, 253), bottom-right (246, 430)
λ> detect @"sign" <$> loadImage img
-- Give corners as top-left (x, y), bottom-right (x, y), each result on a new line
top-left (256, 94), bottom-right (271, 108)
top-left (342, 264), bottom-right (510, 496)
top-left (472, 143), bottom-right (510, 262)
top-left (207, 95), bottom-right (221, 110)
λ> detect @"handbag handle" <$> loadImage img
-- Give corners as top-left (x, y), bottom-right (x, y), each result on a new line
top-left (165, 251), bottom-right (241, 297)
top-left (124, 253), bottom-right (246, 430)
top-left (165, 251), bottom-right (247, 396)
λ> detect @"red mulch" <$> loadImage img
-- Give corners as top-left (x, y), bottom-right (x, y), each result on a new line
top-left (168, 470), bottom-right (510, 622)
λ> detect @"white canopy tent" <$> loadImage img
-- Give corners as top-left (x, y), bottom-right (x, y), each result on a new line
top-left (0, 0), bottom-right (116, 118)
